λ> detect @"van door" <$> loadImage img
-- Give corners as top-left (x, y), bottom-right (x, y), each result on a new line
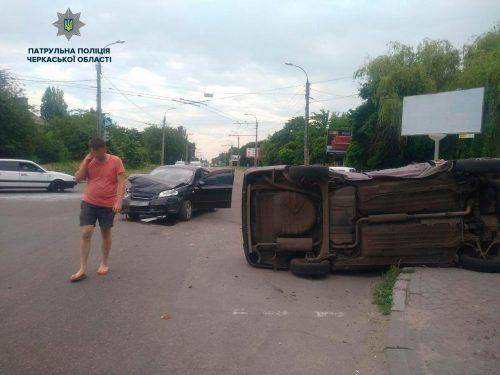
top-left (0, 161), bottom-right (20, 188)
top-left (195, 169), bottom-right (234, 209)
top-left (18, 162), bottom-right (50, 188)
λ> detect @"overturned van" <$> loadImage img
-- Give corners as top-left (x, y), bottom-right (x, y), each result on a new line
top-left (241, 159), bottom-right (500, 277)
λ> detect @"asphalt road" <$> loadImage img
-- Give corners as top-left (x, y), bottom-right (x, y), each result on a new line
top-left (0, 172), bottom-right (388, 375)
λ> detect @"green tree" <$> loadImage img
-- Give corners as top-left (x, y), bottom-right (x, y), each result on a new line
top-left (40, 86), bottom-right (68, 120)
top-left (0, 70), bottom-right (38, 158)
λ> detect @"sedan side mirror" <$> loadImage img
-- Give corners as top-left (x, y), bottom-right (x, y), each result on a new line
top-left (198, 180), bottom-right (206, 187)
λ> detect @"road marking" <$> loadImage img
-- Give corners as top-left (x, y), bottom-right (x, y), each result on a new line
top-left (231, 309), bottom-right (344, 318)
top-left (0, 193), bottom-right (81, 201)
top-left (314, 311), bottom-right (345, 318)
top-left (263, 310), bottom-right (288, 317)
top-left (233, 308), bottom-right (248, 315)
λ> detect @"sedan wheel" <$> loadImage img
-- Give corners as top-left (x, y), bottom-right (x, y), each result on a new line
top-left (179, 200), bottom-right (192, 221)
top-left (48, 180), bottom-right (64, 192)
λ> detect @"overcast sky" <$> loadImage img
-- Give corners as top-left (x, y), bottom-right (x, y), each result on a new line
top-left (1, 0), bottom-right (498, 159)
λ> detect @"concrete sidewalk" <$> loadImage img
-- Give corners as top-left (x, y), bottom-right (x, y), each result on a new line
top-left (405, 268), bottom-right (500, 375)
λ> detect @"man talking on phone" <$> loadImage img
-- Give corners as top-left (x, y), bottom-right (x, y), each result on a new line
top-left (70, 137), bottom-right (126, 282)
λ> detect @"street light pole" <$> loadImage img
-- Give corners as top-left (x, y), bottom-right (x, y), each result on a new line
top-left (285, 62), bottom-right (310, 165)
top-left (161, 113), bottom-right (166, 165)
top-left (244, 113), bottom-right (258, 166)
top-left (96, 40), bottom-right (125, 138)
top-left (96, 62), bottom-right (102, 137)
top-left (160, 107), bottom-right (176, 165)
top-left (185, 132), bottom-right (194, 164)
top-left (228, 134), bottom-right (253, 166)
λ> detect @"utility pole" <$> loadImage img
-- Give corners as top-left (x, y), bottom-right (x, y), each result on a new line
top-left (161, 113), bottom-right (166, 165)
top-left (95, 40), bottom-right (125, 138)
top-left (222, 144), bottom-right (233, 166)
top-left (305, 78), bottom-right (310, 165)
top-left (96, 62), bottom-right (102, 137)
top-left (185, 132), bottom-right (193, 164)
top-left (160, 107), bottom-right (175, 165)
top-left (285, 62), bottom-right (310, 165)
top-left (244, 114), bottom-right (259, 166)
top-left (228, 134), bottom-right (253, 166)
top-left (325, 110), bottom-right (330, 164)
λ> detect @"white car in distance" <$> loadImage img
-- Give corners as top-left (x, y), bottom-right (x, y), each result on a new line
top-left (0, 159), bottom-right (76, 191)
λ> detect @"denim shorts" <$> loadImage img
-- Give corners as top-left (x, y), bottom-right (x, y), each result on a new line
top-left (79, 201), bottom-right (115, 228)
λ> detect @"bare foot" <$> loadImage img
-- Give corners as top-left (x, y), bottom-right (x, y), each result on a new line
top-left (97, 264), bottom-right (109, 275)
top-left (70, 270), bottom-right (87, 282)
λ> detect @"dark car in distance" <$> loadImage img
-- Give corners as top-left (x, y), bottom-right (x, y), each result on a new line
top-left (122, 165), bottom-right (234, 221)
top-left (242, 159), bottom-right (500, 277)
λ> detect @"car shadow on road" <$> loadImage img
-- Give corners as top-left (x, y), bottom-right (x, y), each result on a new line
top-left (120, 209), bottom-right (215, 227)
top-left (332, 267), bottom-right (388, 278)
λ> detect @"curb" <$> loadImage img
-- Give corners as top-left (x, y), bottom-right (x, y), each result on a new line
top-left (385, 267), bottom-right (414, 375)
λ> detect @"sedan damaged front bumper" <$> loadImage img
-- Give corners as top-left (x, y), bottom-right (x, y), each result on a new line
top-left (121, 196), bottom-right (181, 218)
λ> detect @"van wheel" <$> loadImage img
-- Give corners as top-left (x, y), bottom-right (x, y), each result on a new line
top-left (454, 158), bottom-right (500, 174)
top-left (178, 200), bottom-right (192, 221)
top-left (290, 258), bottom-right (330, 277)
top-left (459, 253), bottom-right (500, 273)
top-left (48, 180), bottom-right (64, 192)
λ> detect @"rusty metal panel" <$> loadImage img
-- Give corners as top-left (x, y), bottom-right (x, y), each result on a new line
top-left (277, 237), bottom-right (312, 252)
top-left (357, 173), bottom-right (461, 215)
top-left (252, 190), bottom-right (317, 243)
top-left (329, 186), bottom-right (356, 245)
top-left (360, 221), bottom-right (461, 259)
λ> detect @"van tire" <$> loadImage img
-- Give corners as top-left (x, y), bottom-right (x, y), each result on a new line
top-left (454, 158), bottom-right (500, 174)
top-left (290, 258), bottom-right (330, 277)
top-left (459, 253), bottom-right (500, 273)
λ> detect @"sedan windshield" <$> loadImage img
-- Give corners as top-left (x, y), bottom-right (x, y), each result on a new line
top-left (149, 167), bottom-right (194, 184)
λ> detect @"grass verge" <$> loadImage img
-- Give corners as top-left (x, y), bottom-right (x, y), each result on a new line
top-left (373, 265), bottom-right (401, 315)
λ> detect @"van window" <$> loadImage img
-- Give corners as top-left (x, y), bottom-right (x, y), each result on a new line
top-left (0, 161), bottom-right (19, 171)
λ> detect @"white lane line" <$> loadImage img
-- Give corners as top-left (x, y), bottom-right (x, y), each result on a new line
top-left (263, 311), bottom-right (288, 317)
top-left (314, 311), bottom-right (345, 318)
top-left (233, 308), bottom-right (248, 315)
top-left (231, 309), bottom-right (344, 318)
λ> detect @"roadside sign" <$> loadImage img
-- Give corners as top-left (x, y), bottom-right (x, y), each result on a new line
top-left (326, 131), bottom-right (351, 155)
top-left (402, 87), bottom-right (484, 136)
top-left (459, 133), bottom-right (475, 139)
top-left (401, 87), bottom-right (484, 160)
top-left (246, 148), bottom-right (261, 159)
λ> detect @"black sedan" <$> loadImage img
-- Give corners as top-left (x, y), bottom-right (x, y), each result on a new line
top-left (122, 165), bottom-right (234, 221)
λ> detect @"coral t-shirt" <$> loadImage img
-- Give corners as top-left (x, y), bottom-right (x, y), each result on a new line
top-left (82, 154), bottom-right (125, 208)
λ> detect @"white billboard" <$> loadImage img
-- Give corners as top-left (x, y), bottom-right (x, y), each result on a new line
top-left (401, 87), bottom-right (484, 136)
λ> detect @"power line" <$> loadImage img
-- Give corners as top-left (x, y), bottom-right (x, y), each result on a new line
top-left (102, 76), bottom-right (158, 122)
top-left (310, 94), bottom-right (358, 103)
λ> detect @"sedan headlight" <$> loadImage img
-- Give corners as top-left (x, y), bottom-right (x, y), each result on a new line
top-left (158, 189), bottom-right (178, 198)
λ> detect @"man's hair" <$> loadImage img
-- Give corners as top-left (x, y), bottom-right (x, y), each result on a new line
top-left (90, 137), bottom-right (106, 150)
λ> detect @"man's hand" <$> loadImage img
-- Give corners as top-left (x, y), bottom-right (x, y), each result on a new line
top-left (84, 153), bottom-right (94, 163)
top-left (113, 200), bottom-right (123, 214)
top-left (75, 153), bottom-right (94, 183)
